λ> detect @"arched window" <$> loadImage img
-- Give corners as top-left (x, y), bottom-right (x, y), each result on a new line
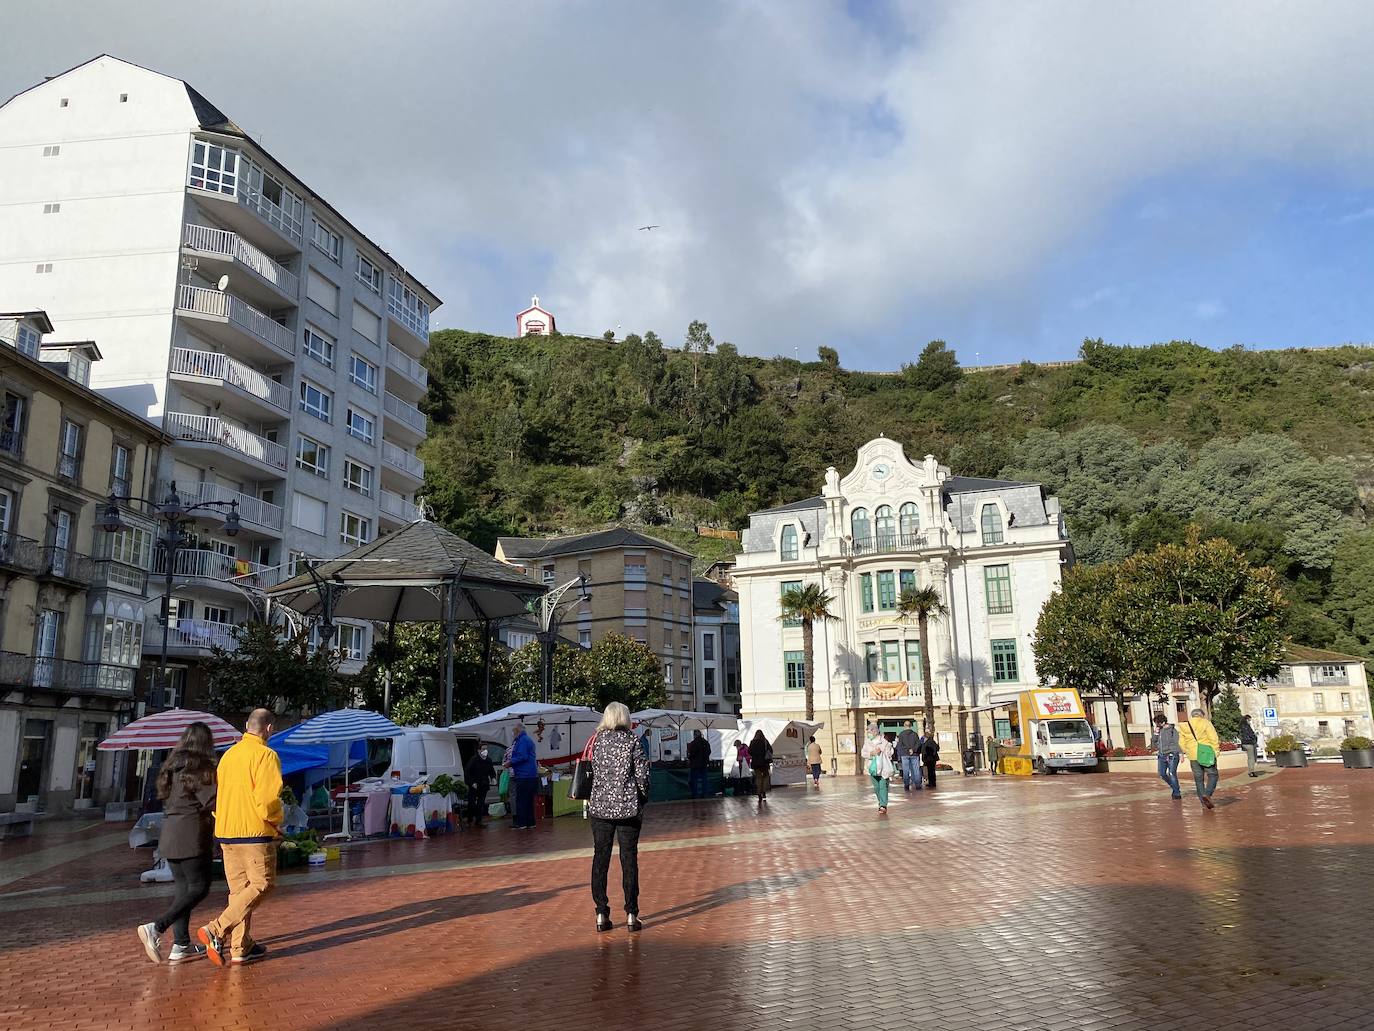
top-left (850, 507), bottom-right (871, 548)
top-left (780, 524), bottom-right (799, 561)
top-left (874, 505), bottom-right (895, 548)
top-left (899, 502), bottom-right (919, 539)
top-left (981, 504), bottom-right (1004, 545)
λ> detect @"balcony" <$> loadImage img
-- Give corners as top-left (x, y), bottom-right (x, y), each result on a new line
top-left (170, 480), bottom-right (284, 535)
top-left (845, 532), bottom-right (928, 557)
top-left (56, 453), bottom-right (81, 483)
top-left (385, 344), bottom-right (428, 400)
top-left (170, 347), bottom-right (290, 420)
top-left (185, 143), bottom-right (304, 251)
top-left (153, 548), bottom-right (279, 592)
top-left (182, 224), bottom-right (298, 306)
top-left (0, 536), bottom-right (96, 586)
top-left (164, 412), bottom-right (288, 476)
top-left (91, 560), bottom-right (149, 595)
top-left (380, 440), bottom-right (425, 489)
top-left (387, 276), bottom-right (431, 352)
top-left (379, 489), bottom-right (420, 527)
top-left (383, 392), bottom-right (426, 444)
top-left (0, 652), bottom-right (136, 697)
top-left (859, 680), bottom-right (925, 706)
top-left (0, 427), bottom-right (23, 460)
top-left (176, 285), bottom-right (295, 363)
top-left (144, 617), bottom-right (240, 656)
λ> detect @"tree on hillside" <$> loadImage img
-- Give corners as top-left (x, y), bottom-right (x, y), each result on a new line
top-left (621, 332), bottom-right (666, 405)
top-left (204, 622), bottom-right (348, 719)
top-left (684, 319), bottom-right (715, 389)
top-left (898, 586), bottom-right (947, 734)
top-left (902, 340), bottom-right (961, 392)
top-left (780, 584), bottom-right (838, 721)
top-left (818, 346), bottom-right (840, 369)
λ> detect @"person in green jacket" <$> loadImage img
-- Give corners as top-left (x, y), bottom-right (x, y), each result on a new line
top-left (1178, 708), bottom-right (1221, 811)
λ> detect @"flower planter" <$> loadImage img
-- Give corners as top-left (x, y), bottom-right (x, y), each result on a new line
top-left (1341, 748), bottom-right (1374, 769)
top-left (1273, 749), bottom-right (1307, 768)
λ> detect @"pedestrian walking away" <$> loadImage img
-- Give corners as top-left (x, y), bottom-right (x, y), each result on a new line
top-left (806, 735), bottom-right (823, 787)
top-left (920, 727), bottom-right (940, 788)
top-left (1179, 708), bottom-right (1221, 810)
top-left (861, 723), bottom-right (895, 813)
top-left (748, 730), bottom-right (773, 805)
top-left (586, 702), bottom-right (651, 933)
top-left (464, 745), bottom-right (497, 826)
top-left (687, 729), bottom-right (712, 799)
top-left (1151, 713), bottom-right (1183, 799)
top-left (986, 733), bottom-right (999, 775)
top-left (137, 722), bottom-right (217, 965)
top-left (895, 720), bottom-right (921, 792)
top-left (198, 708), bottom-right (282, 967)
top-left (1239, 715), bottom-right (1260, 777)
top-left (505, 721), bottom-right (539, 829)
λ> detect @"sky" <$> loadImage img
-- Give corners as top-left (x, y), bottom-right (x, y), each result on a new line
top-left (3, 1), bottom-right (1374, 369)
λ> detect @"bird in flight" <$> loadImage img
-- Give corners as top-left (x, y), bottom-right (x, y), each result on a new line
top-left (638, 225), bottom-right (660, 231)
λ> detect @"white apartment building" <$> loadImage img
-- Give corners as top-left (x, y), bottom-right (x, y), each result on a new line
top-left (734, 437), bottom-right (1071, 768)
top-left (0, 56), bottom-right (439, 695)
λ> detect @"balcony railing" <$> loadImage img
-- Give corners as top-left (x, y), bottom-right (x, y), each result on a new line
top-left (386, 345), bottom-right (428, 388)
top-left (381, 440), bottom-right (424, 480)
top-left (57, 453), bottom-right (80, 482)
top-left (177, 284), bottom-right (294, 357)
top-left (0, 651), bottom-right (136, 697)
top-left (92, 560), bottom-right (148, 595)
top-left (845, 532), bottom-right (928, 557)
top-left (164, 412), bottom-right (288, 472)
top-left (153, 548), bottom-right (277, 588)
top-left (383, 392), bottom-right (426, 433)
top-left (379, 489), bottom-right (420, 522)
top-left (387, 277), bottom-right (430, 339)
top-left (0, 535), bottom-right (95, 582)
top-left (0, 427), bottom-right (23, 459)
top-left (145, 617), bottom-right (241, 653)
top-left (859, 680), bottom-right (925, 704)
top-left (183, 224), bottom-right (299, 298)
top-left (169, 480), bottom-right (284, 532)
top-left (170, 348), bottom-right (290, 413)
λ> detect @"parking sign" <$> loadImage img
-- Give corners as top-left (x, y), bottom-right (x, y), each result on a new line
top-left (1263, 707), bottom-right (1278, 727)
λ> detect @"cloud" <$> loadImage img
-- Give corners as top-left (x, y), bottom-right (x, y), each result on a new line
top-left (3, 1), bottom-right (1374, 365)
top-left (1336, 206), bottom-right (1374, 224)
top-left (1191, 300), bottom-right (1227, 320)
top-left (1071, 286), bottom-right (1124, 312)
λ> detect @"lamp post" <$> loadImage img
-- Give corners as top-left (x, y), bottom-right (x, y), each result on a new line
top-left (537, 575), bottom-right (589, 704)
top-left (96, 481), bottom-right (240, 709)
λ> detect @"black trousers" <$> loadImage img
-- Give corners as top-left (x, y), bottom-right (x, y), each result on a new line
top-left (925, 761), bottom-right (937, 787)
top-left (467, 784), bottom-right (489, 824)
top-left (154, 854), bottom-right (212, 945)
top-left (590, 816), bottom-right (641, 917)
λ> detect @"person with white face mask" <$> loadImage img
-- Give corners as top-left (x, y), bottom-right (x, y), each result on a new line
top-left (464, 745), bottom-right (497, 828)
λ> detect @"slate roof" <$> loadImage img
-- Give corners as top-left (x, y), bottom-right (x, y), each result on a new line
top-left (692, 579), bottom-right (737, 612)
top-left (750, 496), bottom-right (826, 516)
top-left (1284, 644), bottom-right (1367, 665)
top-left (497, 527), bottom-right (693, 561)
top-left (942, 476), bottom-right (1032, 495)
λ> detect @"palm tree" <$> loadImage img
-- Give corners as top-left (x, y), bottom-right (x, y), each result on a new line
top-left (898, 586), bottom-right (948, 735)
top-left (779, 584), bottom-right (837, 721)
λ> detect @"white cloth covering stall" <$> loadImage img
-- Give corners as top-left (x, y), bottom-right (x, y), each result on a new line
top-left (720, 719), bottom-right (823, 785)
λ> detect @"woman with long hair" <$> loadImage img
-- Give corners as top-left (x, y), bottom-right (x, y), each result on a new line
top-left (586, 701), bottom-right (650, 933)
top-left (861, 723), bottom-right (895, 814)
top-left (137, 721), bottom-right (218, 963)
top-left (747, 729), bottom-right (772, 805)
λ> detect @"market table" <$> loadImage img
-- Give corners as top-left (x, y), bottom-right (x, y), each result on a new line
top-left (388, 789), bottom-right (456, 838)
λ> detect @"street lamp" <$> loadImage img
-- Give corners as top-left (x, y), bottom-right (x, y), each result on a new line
top-left (536, 575), bottom-right (590, 704)
top-left (97, 481), bottom-right (240, 708)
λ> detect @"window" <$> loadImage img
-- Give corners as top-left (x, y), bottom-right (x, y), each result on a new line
top-left (96, 614), bottom-right (145, 666)
top-left (353, 301), bottom-right (381, 343)
top-left (875, 505), bottom-right (895, 546)
top-left (859, 572), bottom-right (874, 614)
top-left (16, 325), bottom-right (40, 358)
top-left (336, 624), bottom-right (366, 661)
top-left (905, 640), bottom-right (923, 685)
top-left (1313, 692), bottom-right (1325, 712)
top-left (43, 202), bottom-right (60, 214)
top-left (203, 604), bottom-right (233, 626)
top-left (1317, 720), bottom-right (1330, 738)
top-left (291, 492), bottom-right (328, 536)
top-left (579, 629), bottom-right (592, 648)
top-left (664, 663), bottom-right (673, 685)
top-left (543, 564), bottom-right (556, 585)
top-left (784, 650), bottom-right (806, 691)
top-left (58, 419), bottom-right (82, 481)
top-left (34, 263), bottom-right (53, 274)
top-left (877, 571), bottom-right (897, 610)
top-left (60, 98), bottom-right (69, 108)
top-left (120, 93), bottom-right (128, 103)
top-left (781, 580), bottom-right (802, 626)
top-left (295, 435), bottom-right (329, 477)
top-left (306, 269), bottom-right (339, 315)
top-left (349, 353), bottom-right (378, 394)
top-left (110, 444), bottom-right (131, 496)
top-left (1267, 667), bottom-right (1294, 686)
top-left (42, 145), bottom-right (61, 157)
top-left (851, 507), bottom-right (870, 544)
top-left (864, 642), bottom-right (879, 683)
top-left (311, 219), bottom-right (342, 263)
top-left (881, 641), bottom-right (902, 682)
top-left (681, 665), bottom-right (690, 687)
top-left (704, 668), bottom-right (716, 695)
top-left (1341, 692), bottom-right (1353, 711)
top-left (303, 326), bottom-right (335, 367)
top-left (991, 639), bottom-right (1019, 683)
top-left (103, 525), bottom-right (151, 568)
top-left (1315, 664), bottom-right (1348, 684)
top-left (1266, 693), bottom-right (1279, 710)
top-left (1346, 719), bottom-right (1358, 738)
top-left (899, 569), bottom-right (917, 595)
top-left (299, 379), bottom-right (332, 421)
top-left (356, 254), bottom-right (383, 294)
top-left (388, 277), bottom-right (430, 337)
top-left (2, 393), bottom-right (25, 455)
top-left (780, 524), bottom-right (798, 561)
top-left (703, 633), bottom-right (715, 661)
top-left (984, 564), bottom-right (1013, 615)
top-left (188, 140), bottom-right (236, 195)
top-left (981, 505), bottom-right (1004, 544)
top-left (343, 459), bottom-right (374, 498)
top-left (899, 502), bottom-right (919, 538)
top-left (340, 511), bottom-right (371, 547)
top-left (346, 407), bottom-right (375, 444)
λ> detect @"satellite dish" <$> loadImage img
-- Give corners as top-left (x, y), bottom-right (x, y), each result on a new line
top-left (216, 275), bottom-right (230, 292)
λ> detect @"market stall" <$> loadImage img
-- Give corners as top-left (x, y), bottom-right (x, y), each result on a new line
top-left (288, 709), bottom-right (404, 840)
top-left (632, 710), bottom-right (740, 799)
top-left (722, 718), bottom-right (824, 786)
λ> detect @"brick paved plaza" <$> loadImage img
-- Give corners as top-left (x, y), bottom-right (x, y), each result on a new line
top-left (2, 766), bottom-right (1372, 1031)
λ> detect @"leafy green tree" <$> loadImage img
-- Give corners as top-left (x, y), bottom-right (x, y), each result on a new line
top-left (507, 633), bottom-right (664, 712)
top-left (898, 586), bottom-right (947, 733)
top-left (358, 623), bottom-right (511, 724)
top-left (683, 319), bottom-right (715, 389)
top-left (818, 346), bottom-right (840, 369)
top-left (1212, 685), bottom-right (1242, 740)
top-left (780, 584), bottom-right (838, 721)
top-left (204, 622), bottom-right (348, 719)
top-left (1325, 530), bottom-right (1374, 678)
top-left (902, 340), bottom-right (961, 392)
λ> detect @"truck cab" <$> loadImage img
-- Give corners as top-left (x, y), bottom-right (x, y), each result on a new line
top-left (1003, 688), bottom-right (1098, 773)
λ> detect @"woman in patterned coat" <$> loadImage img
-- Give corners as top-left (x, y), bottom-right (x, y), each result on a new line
top-left (588, 701), bottom-right (651, 932)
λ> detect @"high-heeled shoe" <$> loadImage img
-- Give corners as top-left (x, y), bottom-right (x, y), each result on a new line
top-left (596, 913), bottom-right (613, 933)
top-left (626, 913), bottom-right (642, 933)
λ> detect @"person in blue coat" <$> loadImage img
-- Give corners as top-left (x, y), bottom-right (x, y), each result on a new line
top-left (505, 722), bottom-right (540, 829)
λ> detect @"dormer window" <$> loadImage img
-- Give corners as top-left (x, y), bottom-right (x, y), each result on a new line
top-left (780, 524), bottom-right (799, 561)
top-left (981, 504), bottom-right (1004, 545)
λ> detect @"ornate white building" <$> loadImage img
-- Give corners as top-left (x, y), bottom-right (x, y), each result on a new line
top-left (734, 437), bottom-right (1072, 769)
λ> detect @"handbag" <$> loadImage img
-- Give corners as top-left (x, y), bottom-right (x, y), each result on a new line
top-left (567, 735), bottom-right (596, 800)
top-left (1189, 720), bottom-right (1217, 768)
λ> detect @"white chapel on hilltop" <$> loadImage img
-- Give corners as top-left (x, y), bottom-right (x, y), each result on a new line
top-left (516, 296), bottom-right (556, 337)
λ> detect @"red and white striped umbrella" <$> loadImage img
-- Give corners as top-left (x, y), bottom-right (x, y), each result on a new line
top-left (97, 709), bottom-right (242, 751)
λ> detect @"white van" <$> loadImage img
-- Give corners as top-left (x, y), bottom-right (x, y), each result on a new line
top-left (365, 726), bottom-right (466, 785)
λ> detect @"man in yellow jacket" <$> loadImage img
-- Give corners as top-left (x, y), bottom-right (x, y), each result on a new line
top-left (199, 708), bottom-right (282, 965)
top-left (1178, 707), bottom-right (1221, 811)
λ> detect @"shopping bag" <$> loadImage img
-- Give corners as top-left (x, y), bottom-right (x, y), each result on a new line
top-left (567, 735), bottom-right (597, 800)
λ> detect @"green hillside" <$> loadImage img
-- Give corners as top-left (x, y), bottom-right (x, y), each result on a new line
top-left (418, 328), bottom-right (1374, 664)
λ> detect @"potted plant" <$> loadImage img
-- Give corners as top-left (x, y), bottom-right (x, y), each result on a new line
top-left (1266, 734), bottom-right (1307, 768)
top-left (1341, 736), bottom-right (1374, 769)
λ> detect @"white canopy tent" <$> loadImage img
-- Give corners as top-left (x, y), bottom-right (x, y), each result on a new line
top-left (450, 702), bottom-right (602, 767)
top-left (631, 709), bottom-right (740, 762)
top-left (721, 718), bottom-right (824, 784)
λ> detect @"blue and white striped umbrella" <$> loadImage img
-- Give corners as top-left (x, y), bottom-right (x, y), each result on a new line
top-left (289, 708), bottom-right (404, 745)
